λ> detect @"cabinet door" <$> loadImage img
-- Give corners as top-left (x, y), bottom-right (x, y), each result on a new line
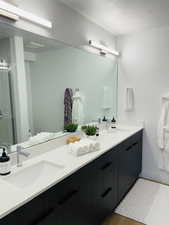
top-left (79, 148), bottom-right (118, 224)
top-left (118, 132), bottom-right (142, 203)
top-left (36, 189), bottom-right (82, 225)
top-left (131, 140), bottom-right (142, 178)
top-left (118, 144), bottom-right (131, 201)
top-left (0, 193), bottom-right (49, 225)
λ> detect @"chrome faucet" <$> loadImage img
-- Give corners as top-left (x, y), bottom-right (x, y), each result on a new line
top-left (16, 145), bottom-right (30, 167)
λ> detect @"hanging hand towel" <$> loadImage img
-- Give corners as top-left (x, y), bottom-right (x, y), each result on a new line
top-left (64, 88), bottom-right (73, 126)
top-left (72, 89), bottom-right (84, 125)
top-left (158, 94), bottom-right (169, 171)
top-left (125, 88), bottom-right (134, 111)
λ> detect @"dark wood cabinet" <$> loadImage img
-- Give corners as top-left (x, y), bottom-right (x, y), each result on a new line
top-left (0, 130), bottom-right (143, 225)
top-left (118, 131), bottom-right (143, 202)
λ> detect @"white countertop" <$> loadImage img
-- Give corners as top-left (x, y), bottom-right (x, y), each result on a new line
top-left (0, 126), bottom-right (143, 219)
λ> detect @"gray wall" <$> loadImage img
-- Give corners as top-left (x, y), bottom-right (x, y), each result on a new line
top-left (29, 47), bottom-right (117, 133)
top-left (117, 25), bottom-right (169, 185)
top-left (0, 38), bottom-right (14, 145)
top-left (3, 0), bottom-right (116, 50)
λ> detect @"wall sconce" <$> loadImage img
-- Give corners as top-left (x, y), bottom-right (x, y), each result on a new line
top-left (0, 0), bottom-right (52, 28)
top-left (89, 40), bottom-right (120, 56)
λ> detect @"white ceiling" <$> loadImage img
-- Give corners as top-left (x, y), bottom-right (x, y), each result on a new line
top-left (60, 0), bottom-right (169, 35)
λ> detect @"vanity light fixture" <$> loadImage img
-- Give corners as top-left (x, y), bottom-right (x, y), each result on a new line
top-left (0, 59), bottom-right (9, 71)
top-left (0, 8), bottom-right (19, 21)
top-left (89, 40), bottom-right (120, 56)
top-left (0, 0), bottom-right (52, 28)
top-left (27, 42), bottom-right (45, 49)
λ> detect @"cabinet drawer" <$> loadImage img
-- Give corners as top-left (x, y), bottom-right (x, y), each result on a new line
top-left (35, 189), bottom-right (83, 225)
top-left (45, 172), bottom-right (81, 210)
top-left (0, 193), bottom-right (49, 225)
top-left (88, 147), bottom-right (117, 175)
top-left (92, 183), bottom-right (117, 223)
top-left (120, 130), bottom-right (143, 149)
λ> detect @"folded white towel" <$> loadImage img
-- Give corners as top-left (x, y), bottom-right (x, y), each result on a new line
top-left (84, 139), bottom-right (101, 152)
top-left (68, 142), bottom-right (89, 156)
top-left (68, 139), bottom-right (100, 157)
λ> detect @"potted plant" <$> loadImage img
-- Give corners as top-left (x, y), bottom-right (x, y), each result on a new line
top-left (81, 125), bottom-right (97, 139)
top-left (64, 123), bottom-right (78, 133)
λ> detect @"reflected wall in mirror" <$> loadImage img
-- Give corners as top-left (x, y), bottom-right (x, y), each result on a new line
top-left (0, 38), bottom-right (16, 148)
top-left (24, 45), bottom-right (118, 135)
top-left (0, 29), bottom-right (118, 152)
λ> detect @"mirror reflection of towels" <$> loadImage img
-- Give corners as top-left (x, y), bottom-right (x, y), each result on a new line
top-left (72, 89), bottom-right (84, 125)
top-left (64, 88), bottom-right (73, 126)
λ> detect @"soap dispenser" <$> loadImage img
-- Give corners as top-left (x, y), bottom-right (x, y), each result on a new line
top-left (102, 116), bottom-right (107, 122)
top-left (0, 147), bottom-right (11, 175)
top-left (111, 117), bottom-right (117, 129)
top-left (102, 116), bottom-right (108, 129)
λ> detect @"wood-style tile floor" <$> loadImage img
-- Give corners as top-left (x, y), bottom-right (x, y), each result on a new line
top-left (103, 214), bottom-right (145, 225)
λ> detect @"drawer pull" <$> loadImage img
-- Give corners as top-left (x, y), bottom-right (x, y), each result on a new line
top-left (132, 142), bottom-right (138, 147)
top-left (101, 187), bottom-right (112, 198)
top-left (35, 207), bottom-right (55, 224)
top-left (100, 162), bottom-right (112, 170)
top-left (126, 146), bottom-right (132, 151)
top-left (58, 190), bottom-right (78, 205)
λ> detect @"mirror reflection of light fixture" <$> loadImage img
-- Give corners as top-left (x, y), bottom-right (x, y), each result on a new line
top-left (25, 42), bottom-right (45, 49)
top-left (0, 59), bottom-right (9, 71)
top-left (0, 8), bottom-right (19, 20)
top-left (89, 40), bottom-right (120, 56)
top-left (0, 0), bottom-right (52, 28)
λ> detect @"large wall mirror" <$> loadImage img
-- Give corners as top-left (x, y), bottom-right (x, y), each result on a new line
top-left (0, 27), bottom-right (118, 153)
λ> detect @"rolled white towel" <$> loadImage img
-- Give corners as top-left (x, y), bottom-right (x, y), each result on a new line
top-left (95, 142), bottom-right (101, 151)
top-left (85, 139), bottom-right (100, 152)
top-left (68, 141), bottom-right (89, 157)
top-left (68, 139), bottom-right (100, 157)
top-left (80, 139), bottom-right (94, 152)
top-left (80, 139), bottom-right (101, 152)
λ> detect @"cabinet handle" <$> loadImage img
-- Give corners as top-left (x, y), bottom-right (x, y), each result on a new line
top-left (100, 162), bottom-right (112, 170)
top-left (101, 187), bottom-right (112, 198)
top-left (58, 190), bottom-right (78, 205)
top-left (126, 146), bottom-right (132, 151)
top-left (35, 207), bottom-right (55, 224)
top-left (132, 142), bottom-right (138, 147)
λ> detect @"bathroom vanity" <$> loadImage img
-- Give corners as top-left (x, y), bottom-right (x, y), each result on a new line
top-left (0, 128), bottom-right (143, 225)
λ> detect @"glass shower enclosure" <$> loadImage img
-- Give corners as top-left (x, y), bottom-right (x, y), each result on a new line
top-left (0, 62), bottom-right (15, 146)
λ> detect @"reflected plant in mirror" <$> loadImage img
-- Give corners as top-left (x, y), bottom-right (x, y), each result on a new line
top-left (64, 123), bottom-right (78, 133)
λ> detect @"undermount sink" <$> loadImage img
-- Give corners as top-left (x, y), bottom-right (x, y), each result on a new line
top-left (3, 161), bottom-right (64, 189)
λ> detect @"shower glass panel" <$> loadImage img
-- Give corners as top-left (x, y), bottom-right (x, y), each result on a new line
top-left (0, 70), bottom-right (15, 146)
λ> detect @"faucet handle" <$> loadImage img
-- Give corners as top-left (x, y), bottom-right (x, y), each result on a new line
top-left (0, 143), bottom-right (10, 151)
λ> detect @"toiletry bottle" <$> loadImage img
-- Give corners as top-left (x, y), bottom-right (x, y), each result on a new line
top-left (0, 148), bottom-right (11, 176)
top-left (102, 116), bottom-right (107, 130)
top-left (96, 127), bottom-right (100, 137)
top-left (28, 129), bottom-right (32, 138)
top-left (102, 116), bottom-right (107, 122)
top-left (111, 117), bottom-right (116, 129)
